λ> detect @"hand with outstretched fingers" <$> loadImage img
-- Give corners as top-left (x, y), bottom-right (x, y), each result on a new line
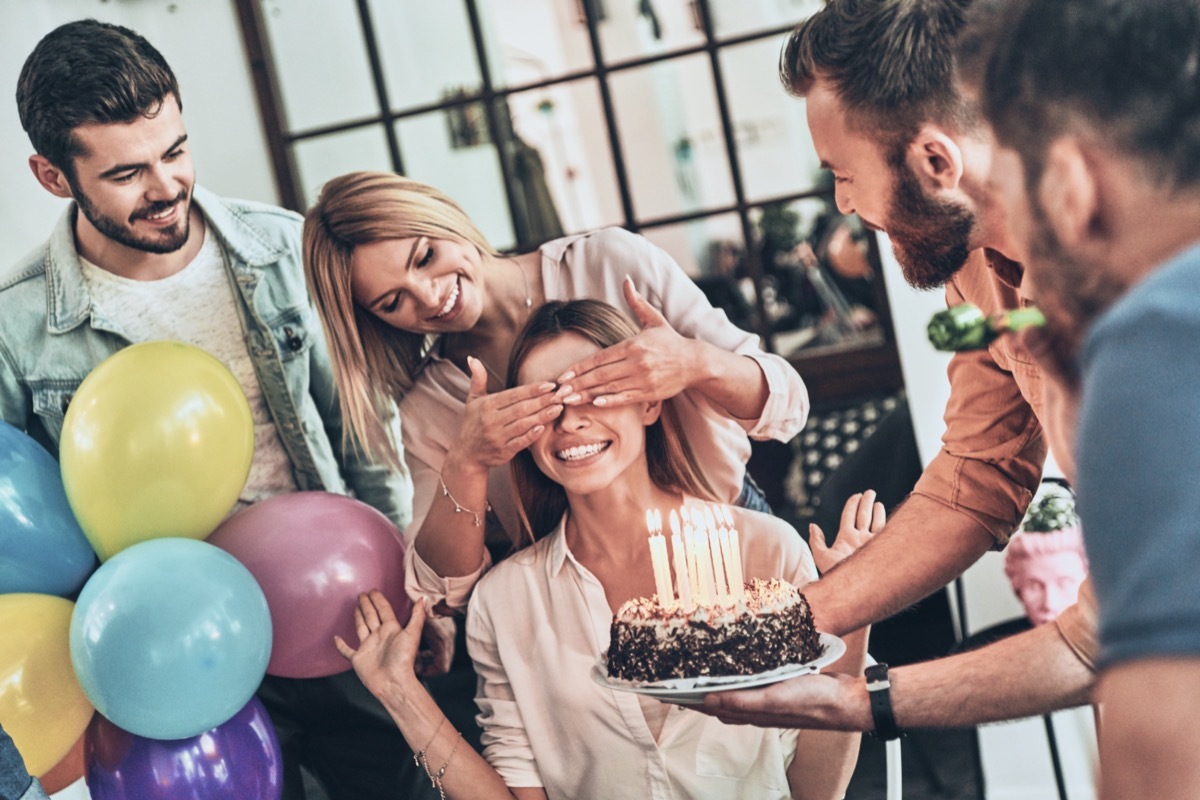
top-left (556, 277), bottom-right (700, 408)
top-left (449, 355), bottom-right (566, 470)
top-left (335, 590), bottom-right (427, 701)
top-left (809, 490), bottom-right (885, 575)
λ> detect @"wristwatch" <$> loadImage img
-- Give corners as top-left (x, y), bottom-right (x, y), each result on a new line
top-left (865, 663), bottom-right (902, 741)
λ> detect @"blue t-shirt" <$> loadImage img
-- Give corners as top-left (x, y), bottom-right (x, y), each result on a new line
top-left (1077, 241), bottom-right (1200, 667)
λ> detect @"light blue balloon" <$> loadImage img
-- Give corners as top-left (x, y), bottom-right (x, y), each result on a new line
top-left (69, 538), bottom-right (272, 740)
top-left (0, 421), bottom-right (96, 595)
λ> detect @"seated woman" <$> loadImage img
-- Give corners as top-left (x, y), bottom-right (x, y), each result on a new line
top-left (302, 173), bottom-right (809, 612)
top-left (335, 300), bottom-right (874, 800)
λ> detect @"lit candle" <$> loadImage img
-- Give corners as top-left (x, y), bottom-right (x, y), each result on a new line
top-left (700, 505), bottom-right (728, 603)
top-left (688, 509), bottom-right (717, 606)
top-left (646, 509), bottom-right (674, 607)
top-left (707, 523), bottom-right (729, 604)
top-left (668, 510), bottom-right (693, 611)
top-left (720, 505), bottom-right (745, 601)
top-left (680, 507), bottom-right (701, 600)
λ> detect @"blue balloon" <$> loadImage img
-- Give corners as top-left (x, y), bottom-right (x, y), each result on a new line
top-left (85, 697), bottom-right (282, 800)
top-left (0, 421), bottom-right (96, 595)
top-left (69, 538), bottom-right (272, 740)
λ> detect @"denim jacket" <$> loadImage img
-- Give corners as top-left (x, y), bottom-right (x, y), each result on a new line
top-left (0, 185), bottom-right (412, 531)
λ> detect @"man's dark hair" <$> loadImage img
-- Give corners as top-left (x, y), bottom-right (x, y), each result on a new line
top-left (781, 0), bottom-right (976, 147)
top-left (978, 0), bottom-right (1200, 191)
top-left (16, 19), bottom-right (181, 175)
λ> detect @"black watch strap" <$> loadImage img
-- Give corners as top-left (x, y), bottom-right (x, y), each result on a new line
top-left (865, 663), bottom-right (902, 741)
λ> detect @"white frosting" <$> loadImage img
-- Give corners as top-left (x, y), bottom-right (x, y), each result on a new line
top-left (615, 578), bottom-right (801, 633)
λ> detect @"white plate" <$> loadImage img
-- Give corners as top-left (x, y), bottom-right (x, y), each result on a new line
top-left (592, 632), bottom-right (846, 705)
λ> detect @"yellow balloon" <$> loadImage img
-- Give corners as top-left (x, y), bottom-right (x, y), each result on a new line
top-left (0, 594), bottom-right (94, 776)
top-left (59, 341), bottom-right (254, 561)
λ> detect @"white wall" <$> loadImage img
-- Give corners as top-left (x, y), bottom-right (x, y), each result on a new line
top-left (0, 0), bottom-right (276, 271)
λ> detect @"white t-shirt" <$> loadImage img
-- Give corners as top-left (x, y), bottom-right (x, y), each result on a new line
top-left (80, 228), bottom-right (298, 507)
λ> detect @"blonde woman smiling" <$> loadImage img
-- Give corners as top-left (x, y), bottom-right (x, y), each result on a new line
top-left (303, 173), bottom-right (809, 612)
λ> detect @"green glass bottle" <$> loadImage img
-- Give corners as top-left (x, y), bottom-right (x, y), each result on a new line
top-left (927, 303), bottom-right (1046, 352)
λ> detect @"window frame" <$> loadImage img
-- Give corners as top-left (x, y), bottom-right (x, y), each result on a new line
top-left (233, 0), bottom-right (903, 405)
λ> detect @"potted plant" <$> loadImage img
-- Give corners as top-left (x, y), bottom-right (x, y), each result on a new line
top-left (1003, 486), bottom-right (1089, 626)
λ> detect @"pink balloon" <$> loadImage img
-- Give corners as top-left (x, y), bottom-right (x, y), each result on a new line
top-left (207, 492), bottom-right (411, 678)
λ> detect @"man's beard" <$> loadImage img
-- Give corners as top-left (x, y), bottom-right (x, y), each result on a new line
top-left (886, 162), bottom-right (977, 290)
top-left (71, 179), bottom-right (192, 254)
top-left (1024, 209), bottom-right (1127, 382)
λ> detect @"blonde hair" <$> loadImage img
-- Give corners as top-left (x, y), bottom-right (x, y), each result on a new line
top-left (505, 299), bottom-right (719, 548)
top-left (302, 171), bottom-right (496, 468)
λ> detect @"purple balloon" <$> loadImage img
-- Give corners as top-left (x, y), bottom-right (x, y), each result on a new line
top-left (84, 697), bottom-right (282, 800)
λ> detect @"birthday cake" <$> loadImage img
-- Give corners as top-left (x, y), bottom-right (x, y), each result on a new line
top-left (606, 577), bottom-right (823, 683)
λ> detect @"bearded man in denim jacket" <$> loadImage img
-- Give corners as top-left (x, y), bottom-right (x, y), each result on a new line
top-left (0, 19), bottom-right (443, 800)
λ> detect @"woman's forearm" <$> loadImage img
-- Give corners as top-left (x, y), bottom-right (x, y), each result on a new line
top-left (785, 626), bottom-right (869, 799)
top-left (412, 452), bottom-right (492, 578)
top-left (787, 726), bottom-right (861, 800)
top-left (376, 678), bottom-right (520, 800)
top-left (689, 341), bottom-right (771, 421)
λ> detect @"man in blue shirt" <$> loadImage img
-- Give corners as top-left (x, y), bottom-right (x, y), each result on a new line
top-left (974, 0), bottom-right (1200, 796)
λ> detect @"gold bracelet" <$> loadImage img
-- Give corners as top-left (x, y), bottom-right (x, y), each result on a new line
top-left (438, 473), bottom-right (491, 528)
top-left (427, 732), bottom-right (463, 800)
top-left (411, 716), bottom-right (447, 770)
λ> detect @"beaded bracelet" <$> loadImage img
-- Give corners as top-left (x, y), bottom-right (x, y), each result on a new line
top-left (438, 473), bottom-right (491, 528)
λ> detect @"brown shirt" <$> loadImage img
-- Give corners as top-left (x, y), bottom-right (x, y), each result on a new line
top-left (1057, 577), bottom-right (1099, 672)
top-left (909, 247), bottom-right (1096, 670)
top-left (910, 247), bottom-right (1048, 545)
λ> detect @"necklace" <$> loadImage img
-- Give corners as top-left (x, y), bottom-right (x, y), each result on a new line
top-left (513, 256), bottom-right (533, 310)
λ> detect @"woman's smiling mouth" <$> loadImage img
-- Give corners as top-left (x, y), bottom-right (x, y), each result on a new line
top-left (555, 441), bottom-right (611, 462)
top-left (431, 276), bottom-right (461, 320)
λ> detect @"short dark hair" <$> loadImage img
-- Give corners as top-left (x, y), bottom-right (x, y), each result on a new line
top-left (781, 0), bottom-right (976, 145)
top-left (978, 0), bottom-right (1200, 190)
top-left (16, 19), bottom-right (181, 173)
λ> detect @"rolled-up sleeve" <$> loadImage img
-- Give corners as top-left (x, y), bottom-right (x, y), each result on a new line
top-left (614, 228), bottom-right (809, 441)
top-left (911, 274), bottom-right (1047, 546)
top-left (405, 542), bottom-right (490, 611)
top-left (1054, 578), bottom-right (1099, 673)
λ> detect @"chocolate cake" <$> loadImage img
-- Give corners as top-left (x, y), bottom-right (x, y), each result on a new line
top-left (606, 577), bottom-right (823, 683)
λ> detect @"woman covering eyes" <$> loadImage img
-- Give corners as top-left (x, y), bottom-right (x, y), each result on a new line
top-left (302, 172), bottom-right (810, 614)
top-left (335, 299), bottom-right (873, 800)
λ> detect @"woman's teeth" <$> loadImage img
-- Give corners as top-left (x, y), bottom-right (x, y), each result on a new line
top-left (435, 279), bottom-right (459, 318)
top-left (556, 442), bottom-right (610, 461)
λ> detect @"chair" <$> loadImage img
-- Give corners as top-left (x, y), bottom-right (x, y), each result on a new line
top-left (949, 618), bottom-right (1071, 800)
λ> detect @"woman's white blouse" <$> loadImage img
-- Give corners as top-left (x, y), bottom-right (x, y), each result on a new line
top-left (465, 508), bottom-right (818, 800)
